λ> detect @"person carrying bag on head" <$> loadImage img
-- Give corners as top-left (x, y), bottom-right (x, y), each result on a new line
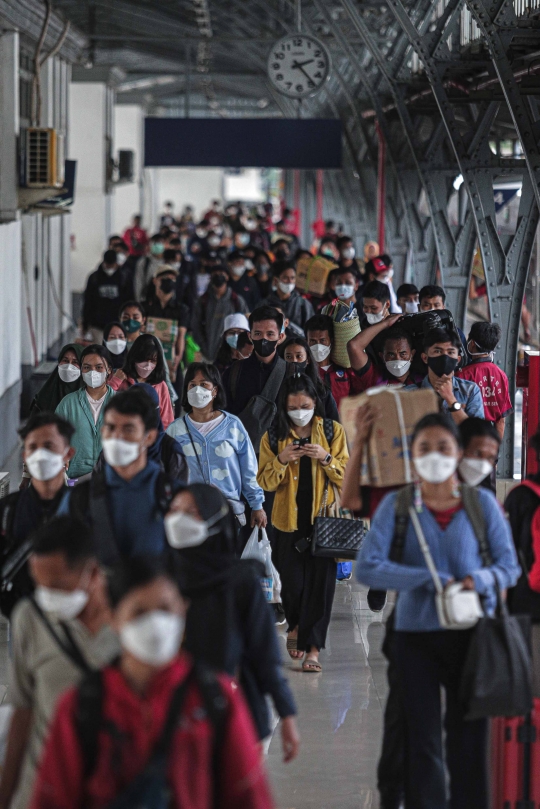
top-left (356, 413), bottom-right (520, 809)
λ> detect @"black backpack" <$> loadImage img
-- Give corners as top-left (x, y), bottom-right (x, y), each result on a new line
top-left (75, 662), bottom-right (228, 809)
top-left (69, 469), bottom-right (173, 566)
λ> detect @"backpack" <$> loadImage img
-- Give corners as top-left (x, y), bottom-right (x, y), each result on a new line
top-left (69, 470), bottom-right (173, 566)
top-left (516, 480), bottom-right (540, 593)
top-left (389, 483), bottom-right (491, 564)
top-left (229, 357), bottom-right (287, 453)
top-left (266, 416), bottom-right (335, 456)
top-left (75, 662), bottom-right (228, 809)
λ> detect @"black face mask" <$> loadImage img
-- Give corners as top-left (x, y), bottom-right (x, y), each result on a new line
top-left (211, 273), bottom-right (227, 288)
top-left (275, 249), bottom-right (288, 260)
top-left (160, 278), bottom-right (175, 294)
top-left (252, 338), bottom-right (278, 357)
top-left (427, 355), bottom-right (459, 377)
top-left (286, 360), bottom-right (308, 377)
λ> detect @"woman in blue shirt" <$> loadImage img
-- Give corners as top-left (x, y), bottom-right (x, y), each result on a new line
top-left (167, 362), bottom-right (267, 535)
top-left (357, 413), bottom-right (520, 809)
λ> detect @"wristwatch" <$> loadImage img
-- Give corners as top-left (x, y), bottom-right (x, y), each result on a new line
top-left (449, 401), bottom-right (462, 412)
top-left (322, 453), bottom-right (332, 465)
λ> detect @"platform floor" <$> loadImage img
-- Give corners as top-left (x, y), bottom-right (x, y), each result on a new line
top-left (267, 579), bottom-right (393, 809)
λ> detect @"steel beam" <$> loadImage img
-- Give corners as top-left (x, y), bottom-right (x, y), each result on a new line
top-left (386, 0), bottom-right (539, 477)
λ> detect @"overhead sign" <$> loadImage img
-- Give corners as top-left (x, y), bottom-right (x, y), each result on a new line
top-left (144, 118), bottom-right (342, 169)
top-left (494, 186), bottom-right (519, 213)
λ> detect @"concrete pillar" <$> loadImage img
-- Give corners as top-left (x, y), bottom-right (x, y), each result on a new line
top-left (113, 104), bottom-right (144, 236)
top-left (68, 67), bottom-right (122, 292)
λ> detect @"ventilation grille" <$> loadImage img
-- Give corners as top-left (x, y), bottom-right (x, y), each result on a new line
top-left (25, 128), bottom-right (60, 187)
top-left (0, 473), bottom-right (10, 500)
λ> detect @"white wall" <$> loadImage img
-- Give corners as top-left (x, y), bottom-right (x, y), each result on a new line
top-left (113, 104), bottom-right (144, 236)
top-left (68, 82), bottom-right (109, 291)
top-left (20, 212), bottom-right (72, 367)
top-left (0, 221), bottom-right (21, 397)
top-left (144, 167), bottom-right (224, 232)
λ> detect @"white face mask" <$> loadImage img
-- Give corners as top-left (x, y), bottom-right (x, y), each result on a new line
top-left (102, 438), bottom-right (141, 468)
top-left (378, 269), bottom-right (394, 283)
top-left (405, 301), bottom-right (419, 314)
top-left (310, 343), bottom-right (332, 363)
top-left (105, 339), bottom-right (127, 355)
top-left (26, 448), bottom-right (66, 481)
top-left (366, 311), bottom-right (385, 325)
top-left (34, 584), bottom-right (89, 620)
top-left (116, 253), bottom-right (127, 266)
top-left (459, 457), bottom-right (493, 487)
top-left (231, 264), bottom-right (245, 278)
top-left (135, 361), bottom-right (156, 379)
top-left (341, 246), bottom-right (355, 260)
top-left (288, 408), bottom-right (314, 427)
top-left (208, 236), bottom-right (221, 248)
top-left (83, 370), bottom-right (107, 388)
top-left (187, 385), bottom-right (214, 409)
top-left (103, 267), bottom-right (117, 276)
top-left (165, 512), bottom-right (209, 549)
top-left (58, 363), bottom-right (81, 383)
top-left (385, 359), bottom-right (411, 378)
top-left (120, 610), bottom-right (184, 666)
top-left (336, 284), bottom-right (355, 300)
top-left (413, 452), bottom-right (458, 484)
top-left (278, 281), bottom-right (295, 295)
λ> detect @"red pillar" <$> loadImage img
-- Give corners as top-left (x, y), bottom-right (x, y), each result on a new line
top-left (376, 123), bottom-right (386, 253)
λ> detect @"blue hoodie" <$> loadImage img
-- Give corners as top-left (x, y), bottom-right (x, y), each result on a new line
top-left (167, 411), bottom-right (264, 511)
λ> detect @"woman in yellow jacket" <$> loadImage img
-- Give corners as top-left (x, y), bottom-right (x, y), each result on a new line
top-left (258, 374), bottom-right (349, 672)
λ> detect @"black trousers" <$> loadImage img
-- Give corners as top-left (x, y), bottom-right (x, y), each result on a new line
top-left (274, 529), bottom-right (336, 651)
top-left (394, 630), bottom-right (488, 809)
top-left (377, 622), bottom-right (405, 809)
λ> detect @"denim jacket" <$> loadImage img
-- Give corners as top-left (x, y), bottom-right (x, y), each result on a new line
top-left (166, 412), bottom-right (264, 510)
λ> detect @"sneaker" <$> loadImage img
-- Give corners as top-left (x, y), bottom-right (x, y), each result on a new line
top-left (273, 603), bottom-right (286, 625)
top-left (367, 588), bottom-right (387, 612)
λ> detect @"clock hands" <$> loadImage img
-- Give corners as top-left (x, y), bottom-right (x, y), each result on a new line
top-left (291, 59), bottom-right (316, 84)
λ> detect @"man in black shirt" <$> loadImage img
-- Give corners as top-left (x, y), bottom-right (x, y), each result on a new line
top-left (82, 249), bottom-right (132, 344)
top-left (146, 267), bottom-right (190, 404)
top-left (227, 251), bottom-right (261, 312)
top-left (0, 413), bottom-right (75, 618)
top-left (223, 305), bottom-right (286, 424)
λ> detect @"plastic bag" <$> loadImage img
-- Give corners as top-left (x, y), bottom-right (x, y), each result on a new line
top-left (241, 528), bottom-right (280, 602)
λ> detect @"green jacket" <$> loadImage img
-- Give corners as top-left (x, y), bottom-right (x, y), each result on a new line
top-left (55, 387), bottom-right (115, 479)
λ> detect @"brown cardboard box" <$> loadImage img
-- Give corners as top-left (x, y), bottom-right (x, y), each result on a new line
top-left (340, 386), bottom-right (439, 487)
top-left (146, 316), bottom-right (178, 374)
top-left (296, 254), bottom-right (337, 296)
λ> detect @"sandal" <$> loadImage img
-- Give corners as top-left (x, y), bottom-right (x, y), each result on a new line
top-left (302, 657), bottom-right (322, 672)
top-left (286, 635), bottom-right (304, 660)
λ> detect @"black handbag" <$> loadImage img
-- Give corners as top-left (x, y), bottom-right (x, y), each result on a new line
top-left (460, 586), bottom-right (532, 720)
top-left (310, 479), bottom-right (367, 561)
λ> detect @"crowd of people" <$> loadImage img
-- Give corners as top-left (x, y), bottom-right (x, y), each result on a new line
top-left (0, 198), bottom-right (537, 809)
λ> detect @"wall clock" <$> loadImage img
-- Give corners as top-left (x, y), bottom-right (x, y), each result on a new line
top-left (267, 34), bottom-right (331, 99)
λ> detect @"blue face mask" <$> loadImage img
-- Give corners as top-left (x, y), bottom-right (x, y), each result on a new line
top-left (280, 324), bottom-right (286, 334)
top-left (226, 333), bottom-right (238, 349)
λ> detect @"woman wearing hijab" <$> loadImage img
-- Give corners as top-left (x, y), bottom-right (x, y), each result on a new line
top-left (102, 322), bottom-right (128, 371)
top-left (165, 484), bottom-right (300, 763)
top-left (29, 343), bottom-right (83, 414)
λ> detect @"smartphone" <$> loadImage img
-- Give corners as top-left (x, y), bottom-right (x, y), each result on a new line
top-left (292, 437), bottom-right (309, 447)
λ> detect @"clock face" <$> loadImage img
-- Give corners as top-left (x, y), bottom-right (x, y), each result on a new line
top-left (267, 35), bottom-right (331, 99)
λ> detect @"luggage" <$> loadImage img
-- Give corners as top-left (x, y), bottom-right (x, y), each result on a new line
top-left (490, 698), bottom-right (540, 808)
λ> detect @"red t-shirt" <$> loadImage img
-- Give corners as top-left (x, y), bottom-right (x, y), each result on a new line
top-left (427, 504), bottom-right (462, 530)
top-left (457, 360), bottom-right (512, 423)
top-left (318, 363), bottom-right (364, 408)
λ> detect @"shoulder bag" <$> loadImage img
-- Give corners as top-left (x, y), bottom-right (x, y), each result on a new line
top-left (408, 506), bottom-right (484, 629)
top-left (311, 478), bottom-right (366, 561)
top-left (237, 357), bottom-right (287, 452)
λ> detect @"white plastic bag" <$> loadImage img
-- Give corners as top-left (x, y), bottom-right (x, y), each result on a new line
top-left (241, 528), bottom-right (280, 602)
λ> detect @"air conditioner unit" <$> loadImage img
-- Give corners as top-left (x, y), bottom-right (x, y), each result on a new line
top-left (24, 128), bottom-right (65, 188)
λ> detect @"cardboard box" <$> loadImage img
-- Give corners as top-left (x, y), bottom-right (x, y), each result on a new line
top-left (340, 386), bottom-right (439, 487)
top-left (145, 316), bottom-right (178, 344)
top-left (295, 254), bottom-right (337, 296)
